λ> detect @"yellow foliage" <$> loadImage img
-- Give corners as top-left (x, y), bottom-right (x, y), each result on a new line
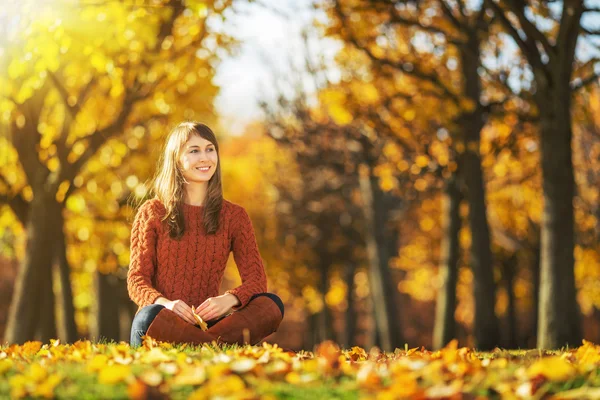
top-left (98, 364), bottom-right (132, 384)
top-left (527, 356), bottom-right (576, 381)
top-left (1, 338), bottom-right (600, 397)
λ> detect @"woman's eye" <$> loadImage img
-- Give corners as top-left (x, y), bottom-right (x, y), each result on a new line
top-left (207, 148), bottom-right (214, 152)
top-left (191, 149), bottom-right (198, 153)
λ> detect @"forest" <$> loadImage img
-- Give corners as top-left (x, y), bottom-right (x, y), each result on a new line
top-left (1, 0), bottom-right (600, 354)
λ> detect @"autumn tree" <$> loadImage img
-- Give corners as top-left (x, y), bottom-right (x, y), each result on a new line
top-left (1, 0), bottom-right (234, 344)
top-left (484, 0), bottom-right (600, 348)
top-left (258, 36), bottom-right (409, 348)
top-left (321, 0), bottom-right (508, 349)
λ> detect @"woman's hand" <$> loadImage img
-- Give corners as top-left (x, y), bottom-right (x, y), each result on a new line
top-left (194, 294), bottom-right (240, 321)
top-left (157, 298), bottom-right (197, 325)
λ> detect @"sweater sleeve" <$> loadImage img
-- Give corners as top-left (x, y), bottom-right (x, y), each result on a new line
top-left (127, 200), bottom-right (165, 308)
top-left (225, 206), bottom-right (268, 309)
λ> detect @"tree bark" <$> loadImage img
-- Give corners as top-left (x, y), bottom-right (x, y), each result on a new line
top-left (37, 261), bottom-right (57, 343)
top-left (503, 253), bottom-right (518, 349)
top-left (317, 263), bottom-right (335, 343)
top-left (459, 38), bottom-right (499, 350)
top-left (54, 215), bottom-right (78, 343)
top-left (531, 243), bottom-right (540, 347)
top-left (359, 164), bottom-right (403, 351)
top-left (484, 0), bottom-right (584, 350)
top-left (304, 312), bottom-right (318, 350)
top-left (433, 175), bottom-right (462, 349)
top-left (536, 75), bottom-right (582, 348)
top-left (95, 270), bottom-right (121, 343)
top-left (343, 262), bottom-right (357, 348)
top-left (5, 193), bottom-right (56, 344)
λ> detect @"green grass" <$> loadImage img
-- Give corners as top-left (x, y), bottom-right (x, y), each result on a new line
top-left (3, 339), bottom-right (600, 399)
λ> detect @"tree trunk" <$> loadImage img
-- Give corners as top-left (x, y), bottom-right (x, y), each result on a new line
top-left (359, 164), bottom-right (403, 351)
top-left (433, 176), bottom-right (462, 349)
top-left (317, 264), bottom-right (334, 343)
top-left (55, 210), bottom-right (78, 343)
top-left (304, 312), bottom-right (318, 350)
top-left (504, 253), bottom-right (518, 349)
top-left (119, 276), bottom-right (138, 342)
top-left (459, 39), bottom-right (499, 350)
top-left (5, 193), bottom-right (56, 344)
top-left (95, 270), bottom-right (121, 343)
top-left (37, 262), bottom-right (57, 343)
top-left (530, 243), bottom-right (540, 347)
top-left (343, 262), bottom-right (357, 348)
top-left (536, 77), bottom-right (582, 348)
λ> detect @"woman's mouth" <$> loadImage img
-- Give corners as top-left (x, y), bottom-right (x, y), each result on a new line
top-left (195, 166), bottom-right (211, 172)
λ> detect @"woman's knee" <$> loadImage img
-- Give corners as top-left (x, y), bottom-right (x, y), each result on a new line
top-left (132, 304), bottom-right (165, 331)
top-left (250, 293), bottom-right (284, 318)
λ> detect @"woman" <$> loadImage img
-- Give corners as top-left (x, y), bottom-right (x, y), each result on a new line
top-left (128, 122), bottom-right (284, 348)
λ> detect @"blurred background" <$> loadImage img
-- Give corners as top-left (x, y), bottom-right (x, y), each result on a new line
top-left (1, 0), bottom-right (600, 351)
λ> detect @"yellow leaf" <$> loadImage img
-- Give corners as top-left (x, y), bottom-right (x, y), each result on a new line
top-left (8, 375), bottom-right (29, 399)
top-left (415, 155), bottom-right (429, 168)
top-left (139, 370), bottom-right (162, 387)
top-left (29, 363), bottom-right (47, 381)
top-left (330, 104), bottom-right (353, 125)
top-left (20, 341), bottom-right (43, 357)
top-left (357, 363), bottom-right (381, 389)
top-left (87, 354), bottom-right (108, 372)
top-left (139, 347), bottom-right (171, 364)
top-left (127, 380), bottom-right (148, 400)
top-left (527, 356), bottom-right (576, 381)
top-left (32, 373), bottom-right (63, 398)
top-left (171, 365), bottom-right (206, 386)
top-left (110, 82), bottom-right (124, 97)
top-left (98, 364), bottom-right (131, 384)
top-left (8, 59), bottom-right (26, 79)
top-left (285, 371), bottom-right (301, 384)
top-left (229, 358), bottom-right (257, 374)
top-left (403, 109), bottom-right (416, 121)
top-left (0, 359), bottom-right (13, 375)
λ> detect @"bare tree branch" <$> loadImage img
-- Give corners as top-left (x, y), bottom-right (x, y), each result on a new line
top-left (334, 2), bottom-right (460, 105)
top-left (0, 174), bottom-right (30, 225)
top-left (438, 0), bottom-right (464, 30)
top-left (387, 5), bottom-right (464, 45)
top-left (571, 71), bottom-right (600, 91)
top-left (484, 0), bottom-right (547, 72)
top-left (10, 82), bottom-right (52, 189)
top-left (502, 0), bottom-right (555, 60)
top-left (456, 0), bottom-right (468, 19)
top-left (581, 27), bottom-right (600, 35)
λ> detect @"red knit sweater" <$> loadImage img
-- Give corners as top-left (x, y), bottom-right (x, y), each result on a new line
top-left (127, 198), bottom-right (268, 314)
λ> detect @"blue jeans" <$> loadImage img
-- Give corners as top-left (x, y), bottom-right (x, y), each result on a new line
top-left (130, 292), bottom-right (284, 347)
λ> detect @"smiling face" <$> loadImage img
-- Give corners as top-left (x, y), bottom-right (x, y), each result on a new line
top-left (178, 134), bottom-right (219, 184)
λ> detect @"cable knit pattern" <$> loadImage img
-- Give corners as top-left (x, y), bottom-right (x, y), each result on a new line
top-left (127, 198), bottom-right (268, 314)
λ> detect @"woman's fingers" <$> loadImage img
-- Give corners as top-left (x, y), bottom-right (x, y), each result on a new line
top-left (176, 304), bottom-right (196, 325)
top-left (196, 298), bottom-right (211, 314)
top-left (197, 307), bottom-right (208, 320)
top-left (199, 306), bottom-right (216, 321)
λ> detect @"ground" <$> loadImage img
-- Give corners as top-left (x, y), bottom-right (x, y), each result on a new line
top-left (1, 337), bottom-right (600, 399)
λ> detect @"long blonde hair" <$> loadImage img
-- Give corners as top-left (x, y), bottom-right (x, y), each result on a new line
top-left (151, 122), bottom-right (223, 238)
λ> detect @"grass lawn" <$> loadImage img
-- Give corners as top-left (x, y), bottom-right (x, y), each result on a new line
top-left (1, 337), bottom-right (600, 399)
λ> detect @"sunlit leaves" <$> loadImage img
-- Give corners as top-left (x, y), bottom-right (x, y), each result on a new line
top-left (0, 0), bottom-right (236, 341)
top-left (1, 338), bottom-right (600, 398)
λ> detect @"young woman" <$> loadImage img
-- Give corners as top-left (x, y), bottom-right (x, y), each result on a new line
top-left (128, 122), bottom-right (284, 347)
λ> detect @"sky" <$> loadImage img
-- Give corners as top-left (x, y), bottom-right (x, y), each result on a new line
top-left (213, 0), bottom-right (339, 136)
top-left (213, 0), bottom-right (600, 136)
top-left (1, 0), bottom-right (598, 136)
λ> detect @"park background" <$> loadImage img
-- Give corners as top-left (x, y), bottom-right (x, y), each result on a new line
top-left (1, 0), bottom-right (599, 352)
